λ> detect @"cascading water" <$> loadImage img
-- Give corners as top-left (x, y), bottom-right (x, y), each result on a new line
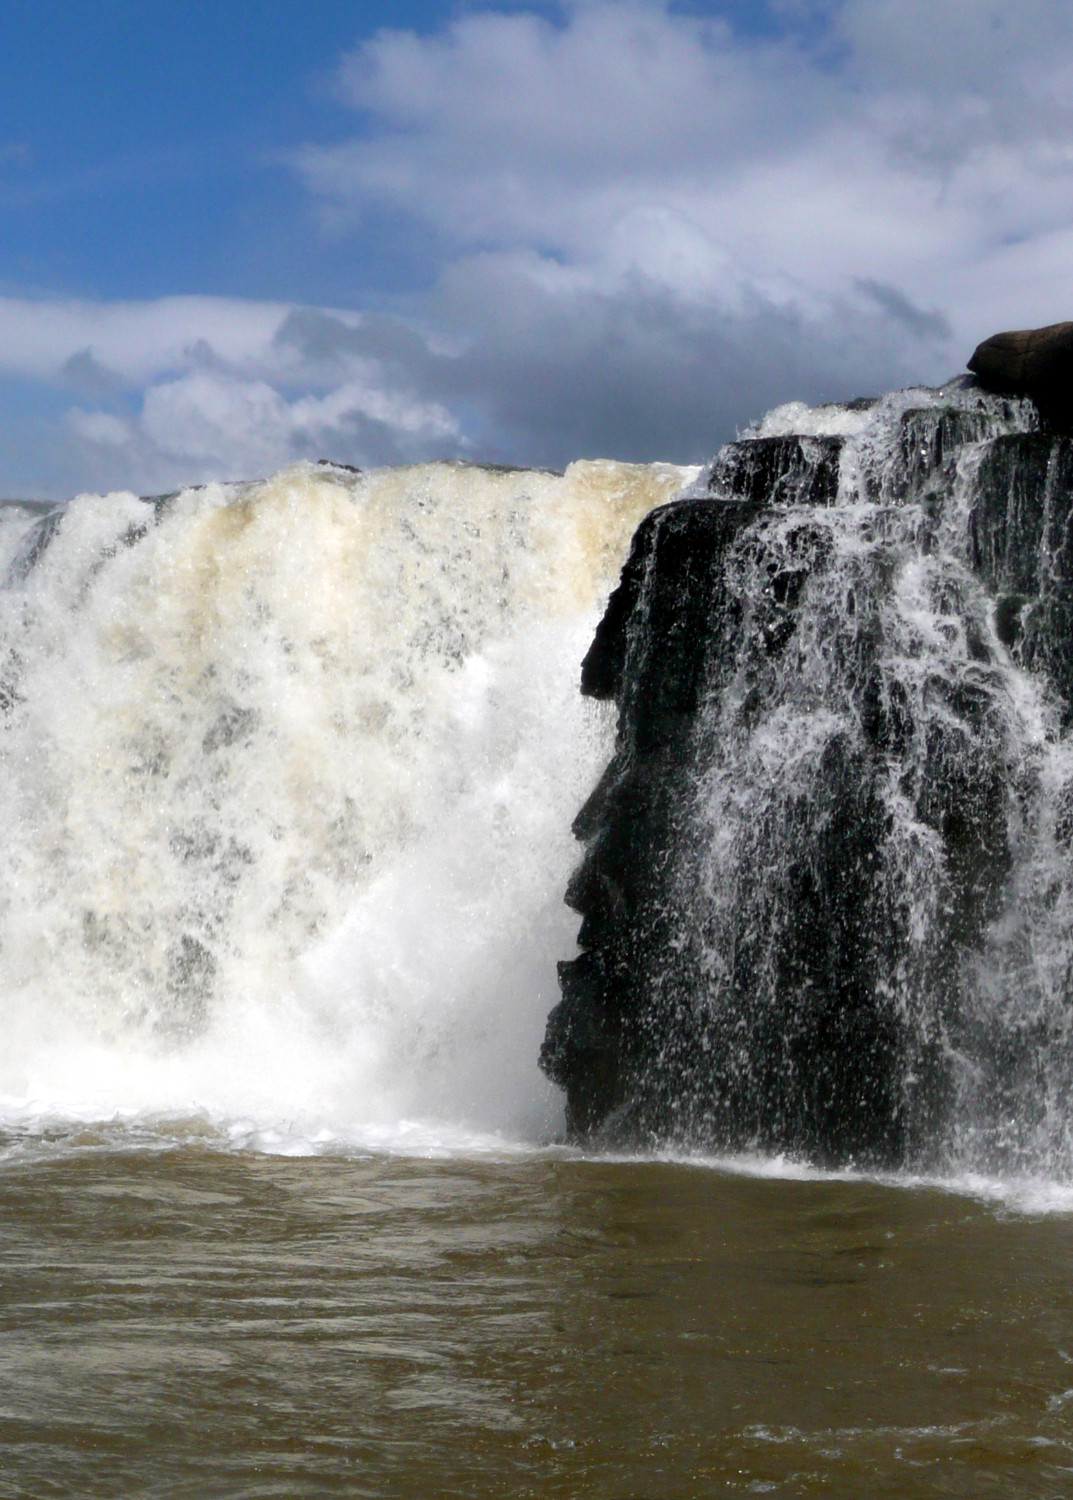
top-left (8, 382), bottom-right (1073, 1500)
top-left (0, 457), bottom-right (692, 1151)
top-left (10, 379), bottom-right (1073, 1184)
top-left (545, 379), bottom-right (1073, 1179)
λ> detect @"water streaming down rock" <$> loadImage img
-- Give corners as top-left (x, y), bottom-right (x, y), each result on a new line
top-left (543, 378), bottom-right (1073, 1175)
top-left (0, 457), bottom-right (692, 1143)
top-left (10, 387), bottom-right (1073, 1182)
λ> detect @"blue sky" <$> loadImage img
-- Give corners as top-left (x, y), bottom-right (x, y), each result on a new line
top-left (0, 1), bottom-right (784, 306)
top-left (0, 3), bottom-right (448, 304)
top-left (2, 1), bottom-right (1073, 495)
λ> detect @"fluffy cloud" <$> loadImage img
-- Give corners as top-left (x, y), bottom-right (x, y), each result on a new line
top-left (294, 0), bottom-right (1073, 423)
top-left (6, 0), bottom-right (1073, 494)
top-left (0, 296), bottom-right (462, 495)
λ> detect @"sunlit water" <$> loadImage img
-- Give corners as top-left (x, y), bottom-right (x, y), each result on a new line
top-left (0, 458), bottom-right (688, 1145)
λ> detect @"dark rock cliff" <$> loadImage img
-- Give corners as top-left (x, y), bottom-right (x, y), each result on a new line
top-left (541, 378), bottom-right (1073, 1169)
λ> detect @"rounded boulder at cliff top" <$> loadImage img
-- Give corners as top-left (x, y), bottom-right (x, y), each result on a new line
top-left (968, 321), bottom-right (1073, 427)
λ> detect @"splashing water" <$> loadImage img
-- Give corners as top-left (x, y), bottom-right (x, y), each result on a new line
top-left (8, 381), bottom-right (1073, 1198)
top-left (0, 457), bottom-right (693, 1150)
top-left (742, 386), bottom-right (1073, 1178)
top-left (548, 379), bottom-right (1073, 1186)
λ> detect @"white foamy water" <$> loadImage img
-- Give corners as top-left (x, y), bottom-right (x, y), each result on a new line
top-left (0, 457), bottom-right (694, 1153)
top-left (6, 393), bottom-right (1073, 1224)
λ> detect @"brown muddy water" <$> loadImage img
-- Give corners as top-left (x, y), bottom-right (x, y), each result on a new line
top-left (1, 1145), bottom-right (1073, 1498)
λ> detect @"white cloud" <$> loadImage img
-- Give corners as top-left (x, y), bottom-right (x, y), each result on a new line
top-left (138, 369), bottom-right (459, 474)
top-left (7, 1), bottom-right (1073, 495)
top-left (66, 410), bottom-right (131, 449)
top-left (296, 0), bottom-right (1073, 349)
top-left (290, 381), bottom-right (457, 441)
top-left (0, 296), bottom-right (290, 385)
top-left (301, 4), bottom-right (832, 269)
top-left (141, 374), bottom-right (292, 464)
top-left (0, 295), bottom-right (463, 493)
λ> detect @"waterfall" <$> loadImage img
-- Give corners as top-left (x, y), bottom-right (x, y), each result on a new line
top-left (0, 457), bottom-right (693, 1149)
top-left (546, 380), bottom-right (1073, 1176)
top-left (10, 381), bottom-right (1073, 1181)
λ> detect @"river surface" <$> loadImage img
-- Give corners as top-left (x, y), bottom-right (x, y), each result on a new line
top-left (2, 1140), bottom-right (1073, 1498)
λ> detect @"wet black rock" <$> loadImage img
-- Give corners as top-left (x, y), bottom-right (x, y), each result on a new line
top-left (706, 435), bottom-right (842, 507)
top-left (968, 433), bottom-right (1073, 720)
top-left (542, 388), bottom-right (1071, 1168)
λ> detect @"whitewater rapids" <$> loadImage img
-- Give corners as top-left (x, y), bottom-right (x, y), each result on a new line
top-left (0, 457), bottom-right (694, 1151)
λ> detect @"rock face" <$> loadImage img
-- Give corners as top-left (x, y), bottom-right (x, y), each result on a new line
top-left (969, 322), bottom-right (1073, 427)
top-left (541, 382), bottom-right (1073, 1171)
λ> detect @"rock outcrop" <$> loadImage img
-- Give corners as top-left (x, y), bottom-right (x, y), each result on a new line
top-left (969, 321), bottom-right (1073, 428)
top-left (541, 381), bottom-right (1073, 1169)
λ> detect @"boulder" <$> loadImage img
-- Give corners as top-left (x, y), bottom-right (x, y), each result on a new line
top-left (968, 321), bottom-right (1073, 426)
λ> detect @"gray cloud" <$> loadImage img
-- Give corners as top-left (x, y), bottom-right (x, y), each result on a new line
top-left (255, 268), bottom-right (953, 471)
top-left (61, 348), bottom-right (126, 398)
top-left (853, 280), bottom-right (951, 343)
top-left (420, 258), bottom-right (950, 466)
top-left (5, 1), bottom-right (1073, 495)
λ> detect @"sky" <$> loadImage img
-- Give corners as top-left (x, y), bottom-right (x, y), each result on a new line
top-left (2, 0), bottom-right (1073, 496)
